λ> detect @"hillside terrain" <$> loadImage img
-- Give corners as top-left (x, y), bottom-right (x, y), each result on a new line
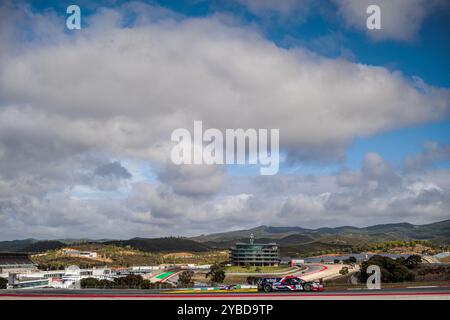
top-left (31, 243), bottom-right (227, 269)
top-left (0, 239), bottom-right (66, 252)
top-left (1, 220), bottom-right (448, 259)
top-left (193, 220), bottom-right (450, 244)
top-left (104, 237), bottom-right (211, 253)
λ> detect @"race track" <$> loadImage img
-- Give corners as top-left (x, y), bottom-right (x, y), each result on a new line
top-left (1, 263), bottom-right (449, 300)
top-left (1, 285), bottom-right (449, 300)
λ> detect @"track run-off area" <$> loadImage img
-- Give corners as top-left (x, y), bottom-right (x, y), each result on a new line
top-left (1, 286), bottom-right (450, 300)
top-left (1, 263), bottom-right (449, 300)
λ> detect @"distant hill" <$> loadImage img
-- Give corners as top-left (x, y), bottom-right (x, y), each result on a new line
top-left (0, 239), bottom-right (65, 253)
top-left (193, 220), bottom-right (450, 246)
top-left (280, 241), bottom-right (353, 257)
top-left (193, 225), bottom-right (310, 242)
top-left (104, 237), bottom-right (211, 253)
top-left (21, 240), bottom-right (66, 253)
top-left (0, 237), bottom-right (212, 254)
top-left (205, 234), bottom-right (315, 249)
top-left (0, 239), bottom-right (37, 252)
top-left (2, 220), bottom-right (448, 256)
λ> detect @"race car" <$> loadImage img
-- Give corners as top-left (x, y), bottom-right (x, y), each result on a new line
top-left (219, 284), bottom-right (237, 290)
top-left (257, 275), bottom-right (324, 293)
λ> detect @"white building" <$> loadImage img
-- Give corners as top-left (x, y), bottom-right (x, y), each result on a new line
top-left (7, 265), bottom-right (113, 289)
top-left (63, 249), bottom-right (98, 259)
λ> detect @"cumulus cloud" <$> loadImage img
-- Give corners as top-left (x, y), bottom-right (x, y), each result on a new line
top-left (404, 141), bottom-right (450, 172)
top-left (0, 2), bottom-right (449, 238)
top-left (94, 161), bottom-right (132, 179)
top-left (337, 152), bottom-right (401, 189)
top-left (277, 158), bottom-right (449, 228)
top-left (158, 163), bottom-right (225, 197)
top-left (362, 152), bottom-right (401, 186)
top-left (1, 7), bottom-right (449, 165)
top-left (333, 0), bottom-right (448, 41)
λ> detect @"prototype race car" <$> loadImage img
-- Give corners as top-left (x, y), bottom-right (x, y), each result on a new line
top-left (257, 276), bottom-right (324, 293)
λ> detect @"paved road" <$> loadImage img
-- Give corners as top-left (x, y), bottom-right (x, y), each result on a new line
top-left (1, 286), bottom-right (449, 300)
top-left (1, 263), bottom-right (448, 300)
top-left (292, 263), bottom-right (355, 281)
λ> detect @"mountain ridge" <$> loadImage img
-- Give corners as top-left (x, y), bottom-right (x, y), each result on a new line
top-left (191, 219), bottom-right (450, 244)
top-left (1, 219), bottom-right (448, 253)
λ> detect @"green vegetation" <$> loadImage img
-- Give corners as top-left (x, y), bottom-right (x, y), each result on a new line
top-left (416, 265), bottom-right (450, 281)
top-left (206, 263), bottom-right (226, 284)
top-left (343, 256), bottom-right (357, 264)
top-left (282, 240), bottom-right (447, 258)
top-left (353, 240), bottom-right (445, 255)
top-left (105, 237), bottom-right (211, 253)
top-left (178, 270), bottom-right (194, 287)
top-left (31, 244), bottom-right (227, 269)
top-left (0, 239), bottom-right (65, 253)
top-left (326, 254), bottom-right (450, 286)
top-left (80, 275), bottom-right (172, 289)
top-left (0, 277), bottom-right (7, 289)
top-left (34, 257), bottom-right (104, 270)
top-left (359, 255), bottom-right (416, 283)
top-left (405, 254), bottom-right (422, 266)
top-left (196, 220), bottom-right (450, 245)
top-left (339, 267), bottom-right (349, 275)
top-left (200, 220), bottom-right (450, 257)
top-left (246, 276), bottom-right (257, 285)
top-left (4, 220), bottom-right (449, 268)
top-left (280, 242), bottom-right (353, 258)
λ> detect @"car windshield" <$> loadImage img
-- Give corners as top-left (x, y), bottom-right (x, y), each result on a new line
top-left (285, 278), bottom-right (300, 284)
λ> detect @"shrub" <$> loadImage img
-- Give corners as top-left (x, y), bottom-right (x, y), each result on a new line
top-left (359, 255), bottom-right (415, 283)
top-left (178, 270), bottom-right (194, 287)
top-left (80, 277), bottom-right (100, 288)
top-left (246, 276), bottom-right (257, 285)
top-left (0, 277), bottom-right (7, 289)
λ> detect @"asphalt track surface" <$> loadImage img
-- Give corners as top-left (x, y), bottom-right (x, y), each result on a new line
top-left (1, 286), bottom-right (450, 300)
top-left (1, 264), bottom-right (449, 300)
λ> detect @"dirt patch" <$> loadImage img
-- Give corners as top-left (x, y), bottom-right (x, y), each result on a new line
top-left (163, 252), bottom-right (195, 258)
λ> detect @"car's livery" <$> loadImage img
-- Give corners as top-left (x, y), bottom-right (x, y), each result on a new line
top-left (257, 276), bottom-right (324, 293)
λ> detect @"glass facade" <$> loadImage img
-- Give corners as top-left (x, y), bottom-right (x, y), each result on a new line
top-left (229, 242), bottom-right (280, 266)
top-left (13, 280), bottom-right (49, 288)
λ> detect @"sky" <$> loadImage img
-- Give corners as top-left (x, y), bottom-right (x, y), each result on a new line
top-left (0, 0), bottom-right (449, 240)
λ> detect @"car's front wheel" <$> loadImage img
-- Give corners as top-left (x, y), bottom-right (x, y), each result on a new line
top-left (263, 284), bottom-right (272, 293)
top-left (303, 283), bottom-right (312, 291)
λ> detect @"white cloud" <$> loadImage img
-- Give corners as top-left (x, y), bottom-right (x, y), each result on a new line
top-left (404, 141), bottom-right (450, 172)
top-left (1, 5), bottom-right (448, 166)
top-left (333, 0), bottom-right (448, 41)
top-left (158, 163), bottom-right (225, 197)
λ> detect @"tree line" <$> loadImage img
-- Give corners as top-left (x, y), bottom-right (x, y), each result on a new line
top-left (80, 275), bottom-right (172, 289)
top-left (358, 255), bottom-right (422, 283)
